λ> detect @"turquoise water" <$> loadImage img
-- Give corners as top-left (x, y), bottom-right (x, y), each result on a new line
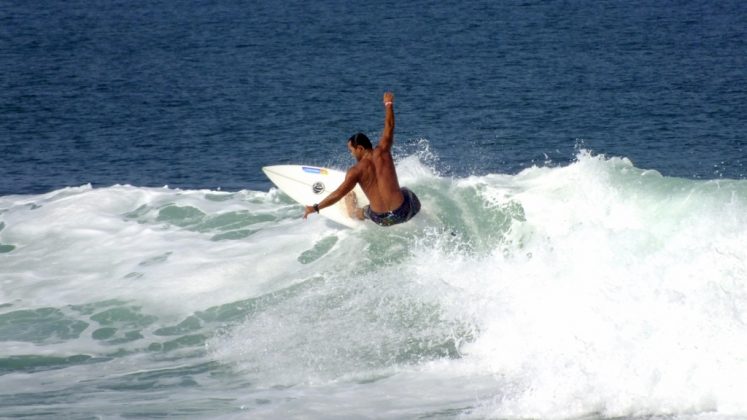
top-left (2, 152), bottom-right (747, 418)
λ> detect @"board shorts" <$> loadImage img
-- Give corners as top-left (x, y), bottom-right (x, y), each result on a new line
top-left (364, 187), bottom-right (421, 227)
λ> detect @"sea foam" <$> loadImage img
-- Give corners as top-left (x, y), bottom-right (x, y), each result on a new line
top-left (1, 151), bottom-right (746, 418)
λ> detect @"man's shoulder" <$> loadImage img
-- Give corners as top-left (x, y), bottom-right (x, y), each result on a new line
top-left (353, 157), bottom-right (375, 168)
top-left (347, 161), bottom-right (366, 175)
top-left (349, 158), bottom-right (375, 176)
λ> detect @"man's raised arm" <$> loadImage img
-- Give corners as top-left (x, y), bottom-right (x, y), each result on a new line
top-left (378, 92), bottom-right (395, 152)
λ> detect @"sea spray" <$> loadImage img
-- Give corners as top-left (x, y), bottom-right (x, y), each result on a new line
top-left (447, 152), bottom-right (747, 417)
top-left (1, 152), bottom-right (746, 418)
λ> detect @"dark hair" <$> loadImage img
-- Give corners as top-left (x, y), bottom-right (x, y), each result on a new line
top-left (348, 132), bottom-right (373, 150)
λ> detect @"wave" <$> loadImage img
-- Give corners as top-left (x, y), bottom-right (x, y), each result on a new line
top-left (1, 151), bottom-right (746, 418)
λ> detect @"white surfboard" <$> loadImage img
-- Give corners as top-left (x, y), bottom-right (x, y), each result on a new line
top-left (262, 165), bottom-right (369, 228)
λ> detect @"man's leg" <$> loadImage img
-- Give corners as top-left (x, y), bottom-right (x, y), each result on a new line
top-left (344, 192), bottom-right (365, 220)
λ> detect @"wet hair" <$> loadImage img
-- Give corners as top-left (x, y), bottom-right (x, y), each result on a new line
top-left (348, 132), bottom-right (373, 150)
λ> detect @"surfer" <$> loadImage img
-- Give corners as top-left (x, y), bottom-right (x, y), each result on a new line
top-left (303, 92), bottom-right (420, 226)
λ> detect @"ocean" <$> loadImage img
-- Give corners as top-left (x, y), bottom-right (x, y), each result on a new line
top-left (1, 0), bottom-right (746, 418)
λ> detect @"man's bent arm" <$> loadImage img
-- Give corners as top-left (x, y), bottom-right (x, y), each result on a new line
top-left (378, 92), bottom-right (395, 152)
top-left (303, 168), bottom-right (360, 219)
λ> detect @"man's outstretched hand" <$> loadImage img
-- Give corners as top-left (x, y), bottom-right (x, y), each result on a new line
top-left (303, 205), bottom-right (316, 219)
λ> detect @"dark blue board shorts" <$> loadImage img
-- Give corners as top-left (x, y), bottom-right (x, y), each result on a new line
top-left (364, 188), bottom-right (421, 227)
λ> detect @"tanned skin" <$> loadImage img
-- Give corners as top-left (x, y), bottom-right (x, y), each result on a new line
top-left (303, 92), bottom-right (403, 220)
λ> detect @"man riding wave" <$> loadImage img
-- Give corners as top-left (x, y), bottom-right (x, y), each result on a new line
top-left (303, 92), bottom-right (420, 226)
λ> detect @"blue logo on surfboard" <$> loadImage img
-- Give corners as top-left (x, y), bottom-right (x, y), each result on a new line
top-left (302, 166), bottom-right (328, 175)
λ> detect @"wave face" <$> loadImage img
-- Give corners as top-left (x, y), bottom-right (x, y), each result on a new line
top-left (1, 151), bottom-right (747, 418)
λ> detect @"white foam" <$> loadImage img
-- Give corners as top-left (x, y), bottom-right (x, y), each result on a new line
top-left (2, 151), bottom-right (747, 418)
top-left (427, 152), bottom-right (747, 417)
top-left (0, 185), bottom-right (326, 314)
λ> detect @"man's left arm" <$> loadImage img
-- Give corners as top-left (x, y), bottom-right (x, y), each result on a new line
top-left (303, 168), bottom-right (360, 219)
top-left (377, 92), bottom-right (395, 152)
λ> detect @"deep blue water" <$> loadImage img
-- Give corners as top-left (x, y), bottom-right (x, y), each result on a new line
top-left (1, 0), bottom-right (745, 195)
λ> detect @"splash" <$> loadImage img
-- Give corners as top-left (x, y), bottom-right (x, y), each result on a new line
top-left (1, 151), bottom-right (746, 418)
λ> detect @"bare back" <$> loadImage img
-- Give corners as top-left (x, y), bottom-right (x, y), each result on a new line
top-left (354, 147), bottom-right (403, 213)
top-left (353, 92), bottom-right (403, 213)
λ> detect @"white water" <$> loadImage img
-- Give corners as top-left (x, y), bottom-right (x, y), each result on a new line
top-left (1, 152), bottom-right (746, 419)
